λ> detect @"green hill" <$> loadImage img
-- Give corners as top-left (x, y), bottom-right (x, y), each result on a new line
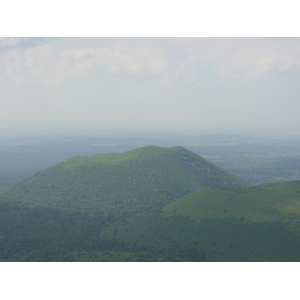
top-left (101, 181), bottom-right (300, 261)
top-left (162, 180), bottom-right (300, 224)
top-left (3, 146), bottom-right (249, 215)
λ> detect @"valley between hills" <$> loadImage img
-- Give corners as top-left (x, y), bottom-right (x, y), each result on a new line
top-left (1, 145), bottom-right (300, 262)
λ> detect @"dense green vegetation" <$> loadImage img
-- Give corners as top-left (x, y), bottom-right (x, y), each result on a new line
top-left (0, 197), bottom-right (148, 262)
top-left (3, 146), bottom-right (248, 215)
top-left (101, 209), bottom-right (300, 262)
top-left (101, 181), bottom-right (300, 261)
top-left (1, 144), bottom-right (299, 262)
top-left (1, 181), bottom-right (300, 262)
top-left (162, 180), bottom-right (300, 224)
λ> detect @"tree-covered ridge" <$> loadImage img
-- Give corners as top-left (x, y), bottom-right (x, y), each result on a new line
top-left (61, 146), bottom-right (189, 170)
top-left (100, 181), bottom-right (300, 262)
top-left (3, 146), bottom-right (249, 215)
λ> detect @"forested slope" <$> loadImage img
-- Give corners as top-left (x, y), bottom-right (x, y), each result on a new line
top-left (3, 146), bottom-right (249, 215)
top-left (101, 181), bottom-right (300, 262)
top-left (1, 181), bottom-right (300, 261)
top-left (0, 197), bottom-right (142, 261)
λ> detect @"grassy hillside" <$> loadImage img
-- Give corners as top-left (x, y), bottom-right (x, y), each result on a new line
top-left (3, 146), bottom-right (249, 215)
top-left (101, 181), bottom-right (300, 261)
top-left (162, 180), bottom-right (300, 224)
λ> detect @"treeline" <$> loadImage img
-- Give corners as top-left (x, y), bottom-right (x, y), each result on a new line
top-left (0, 195), bottom-right (214, 262)
top-left (2, 195), bottom-right (300, 262)
top-left (0, 198), bottom-right (208, 262)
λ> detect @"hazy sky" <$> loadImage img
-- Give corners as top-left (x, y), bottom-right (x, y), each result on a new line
top-left (1, 37), bottom-right (299, 134)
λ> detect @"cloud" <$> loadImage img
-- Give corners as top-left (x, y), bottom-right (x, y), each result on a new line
top-left (2, 38), bottom-right (299, 88)
top-left (173, 38), bottom-right (300, 78)
top-left (0, 37), bottom-right (26, 48)
top-left (54, 46), bottom-right (167, 81)
top-left (1, 43), bottom-right (55, 84)
top-left (0, 40), bottom-right (168, 85)
top-left (0, 38), bottom-right (299, 131)
top-left (0, 37), bottom-right (49, 51)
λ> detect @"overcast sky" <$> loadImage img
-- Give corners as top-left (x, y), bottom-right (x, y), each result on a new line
top-left (0, 37), bottom-right (299, 135)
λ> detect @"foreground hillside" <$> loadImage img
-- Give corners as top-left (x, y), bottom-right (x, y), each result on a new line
top-left (0, 197), bottom-right (143, 262)
top-left (3, 146), bottom-right (248, 215)
top-left (101, 181), bottom-right (300, 261)
top-left (1, 181), bottom-right (300, 261)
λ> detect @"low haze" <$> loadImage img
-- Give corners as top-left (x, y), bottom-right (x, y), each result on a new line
top-left (1, 37), bottom-right (299, 136)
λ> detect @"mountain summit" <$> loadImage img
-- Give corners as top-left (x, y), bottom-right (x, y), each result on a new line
top-left (4, 146), bottom-right (249, 214)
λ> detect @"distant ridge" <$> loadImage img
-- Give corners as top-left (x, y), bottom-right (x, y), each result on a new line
top-left (4, 146), bottom-right (249, 215)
